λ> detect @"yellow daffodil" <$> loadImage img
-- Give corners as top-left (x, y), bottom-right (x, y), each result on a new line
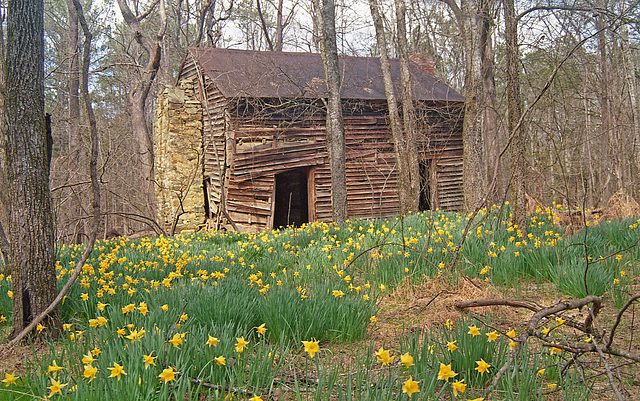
top-left (1, 373), bottom-right (18, 387)
top-left (180, 314), bottom-right (188, 322)
top-left (107, 362), bottom-right (127, 380)
top-left (402, 376), bottom-right (420, 397)
top-left (91, 347), bottom-right (101, 356)
top-left (97, 301), bottom-right (108, 311)
top-left (549, 346), bottom-right (562, 355)
top-left (249, 395), bottom-right (263, 401)
top-left (555, 317), bottom-right (565, 326)
top-left (158, 367), bottom-right (178, 383)
top-left (169, 333), bottom-right (185, 348)
top-left (475, 359), bottom-right (490, 375)
top-left (7, 291), bottom-right (13, 299)
top-left (375, 347), bottom-right (394, 365)
top-left (143, 354), bottom-right (156, 369)
top-left (81, 352), bottom-right (96, 364)
top-left (83, 364), bottom-right (98, 381)
top-left (81, 293), bottom-right (88, 301)
top-left (36, 323), bottom-right (45, 333)
top-left (447, 341), bottom-right (458, 351)
top-left (506, 329), bottom-right (516, 338)
top-left (537, 368), bottom-right (546, 376)
top-left (121, 303), bottom-right (135, 314)
top-left (332, 290), bottom-right (345, 297)
top-left (468, 325), bottom-right (480, 336)
top-left (138, 302), bottom-right (149, 315)
top-left (541, 327), bottom-right (550, 335)
top-left (126, 328), bottom-right (145, 343)
top-left (255, 323), bottom-right (267, 336)
top-left (161, 304), bottom-right (169, 311)
top-left (48, 378), bottom-right (67, 396)
top-left (437, 363), bottom-right (457, 381)
top-left (370, 315), bottom-right (377, 323)
top-left (48, 360), bottom-right (63, 376)
top-left (486, 331), bottom-right (499, 342)
top-left (235, 337), bottom-right (249, 353)
top-left (207, 335), bottom-right (218, 347)
top-left (302, 339), bottom-right (320, 358)
top-left (509, 340), bottom-right (516, 350)
top-left (451, 379), bottom-right (466, 397)
top-left (400, 352), bottom-right (414, 367)
top-left (444, 319), bottom-right (454, 330)
top-left (215, 355), bottom-right (226, 365)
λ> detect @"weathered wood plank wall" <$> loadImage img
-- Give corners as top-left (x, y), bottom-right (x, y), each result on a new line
top-left (178, 55), bottom-right (464, 233)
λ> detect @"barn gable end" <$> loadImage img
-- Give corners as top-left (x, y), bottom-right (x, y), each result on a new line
top-left (155, 48), bottom-right (464, 234)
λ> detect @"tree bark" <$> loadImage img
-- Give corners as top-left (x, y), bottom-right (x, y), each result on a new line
top-left (395, 0), bottom-right (420, 212)
top-left (368, 0), bottom-right (415, 214)
top-left (313, 0), bottom-right (347, 223)
top-left (4, 0), bottom-right (60, 338)
top-left (505, 0), bottom-right (526, 235)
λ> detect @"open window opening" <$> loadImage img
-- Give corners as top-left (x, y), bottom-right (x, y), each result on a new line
top-left (419, 160), bottom-right (432, 211)
top-left (273, 168), bottom-right (309, 229)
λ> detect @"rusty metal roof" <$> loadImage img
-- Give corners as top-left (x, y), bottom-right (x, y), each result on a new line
top-left (184, 48), bottom-right (464, 103)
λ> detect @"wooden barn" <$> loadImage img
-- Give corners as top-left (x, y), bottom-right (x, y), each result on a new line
top-left (154, 48), bottom-right (464, 233)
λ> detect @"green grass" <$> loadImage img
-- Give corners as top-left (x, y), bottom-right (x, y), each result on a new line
top-left (0, 206), bottom-right (637, 399)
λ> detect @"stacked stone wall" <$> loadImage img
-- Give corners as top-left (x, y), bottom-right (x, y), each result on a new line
top-left (154, 78), bottom-right (205, 233)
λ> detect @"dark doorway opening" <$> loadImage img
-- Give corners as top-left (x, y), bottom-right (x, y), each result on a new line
top-left (419, 160), bottom-right (432, 211)
top-left (274, 168), bottom-right (309, 228)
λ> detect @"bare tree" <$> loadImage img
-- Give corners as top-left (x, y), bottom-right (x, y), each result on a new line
top-left (313, 0), bottom-right (347, 223)
top-left (65, 0), bottom-right (87, 243)
top-left (369, 0), bottom-right (419, 214)
top-left (116, 0), bottom-right (167, 205)
top-left (440, 0), bottom-right (497, 211)
top-left (257, 0), bottom-right (298, 51)
top-left (505, 0), bottom-right (526, 234)
top-left (4, 0), bottom-right (60, 338)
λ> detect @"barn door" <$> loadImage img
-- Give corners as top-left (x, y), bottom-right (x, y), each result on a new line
top-left (273, 168), bottom-right (309, 228)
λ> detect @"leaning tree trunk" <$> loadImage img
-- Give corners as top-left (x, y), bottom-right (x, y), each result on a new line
top-left (4, 0), bottom-right (60, 339)
top-left (314, 0), bottom-right (347, 224)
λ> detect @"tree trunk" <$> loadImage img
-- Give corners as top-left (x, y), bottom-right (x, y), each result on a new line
top-left (4, 0), bottom-right (60, 338)
top-left (594, 0), bottom-right (621, 193)
top-left (395, 0), bottom-right (420, 212)
top-left (66, 0), bottom-right (86, 244)
top-left (369, 0), bottom-right (414, 215)
top-left (481, 12), bottom-right (503, 205)
top-left (505, 0), bottom-right (526, 235)
top-left (441, 0), bottom-right (490, 211)
top-left (116, 0), bottom-right (167, 212)
top-left (621, 24), bottom-right (640, 197)
top-left (462, 3), bottom-right (487, 211)
top-left (313, 0), bottom-right (347, 224)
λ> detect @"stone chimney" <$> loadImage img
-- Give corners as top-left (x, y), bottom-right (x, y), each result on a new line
top-left (409, 53), bottom-right (435, 75)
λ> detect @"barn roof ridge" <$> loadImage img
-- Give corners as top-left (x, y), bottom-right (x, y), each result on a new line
top-left (183, 47), bottom-right (465, 103)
